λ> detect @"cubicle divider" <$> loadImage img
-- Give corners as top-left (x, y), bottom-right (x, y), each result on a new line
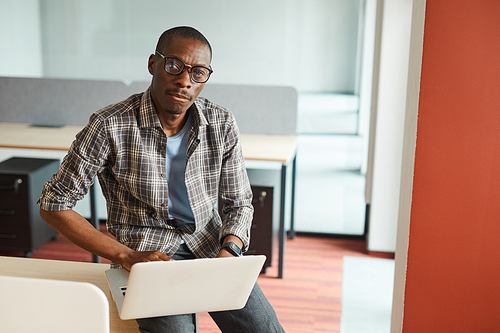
top-left (0, 76), bottom-right (297, 135)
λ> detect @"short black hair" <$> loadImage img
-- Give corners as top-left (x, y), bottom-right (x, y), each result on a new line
top-left (155, 26), bottom-right (212, 59)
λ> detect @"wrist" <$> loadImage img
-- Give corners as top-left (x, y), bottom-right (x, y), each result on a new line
top-left (222, 235), bottom-right (243, 249)
top-left (221, 241), bottom-right (242, 257)
top-left (114, 247), bottom-right (136, 268)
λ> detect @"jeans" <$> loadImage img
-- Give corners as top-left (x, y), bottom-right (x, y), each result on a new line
top-left (136, 244), bottom-right (285, 333)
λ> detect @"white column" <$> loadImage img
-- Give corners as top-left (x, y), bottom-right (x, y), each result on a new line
top-left (366, 0), bottom-right (414, 252)
top-left (391, 0), bottom-right (426, 331)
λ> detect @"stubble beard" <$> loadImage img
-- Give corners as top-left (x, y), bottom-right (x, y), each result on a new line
top-left (163, 109), bottom-right (183, 115)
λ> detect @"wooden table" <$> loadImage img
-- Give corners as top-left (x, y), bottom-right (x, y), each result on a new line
top-left (0, 255), bottom-right (139, 332)
top-left (0, 123), bottom-right (297, 278)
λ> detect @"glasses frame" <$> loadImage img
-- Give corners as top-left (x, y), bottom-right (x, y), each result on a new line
top-left (155, 51), bottom-right (213, 84)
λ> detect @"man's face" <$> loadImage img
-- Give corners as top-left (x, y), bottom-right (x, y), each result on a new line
top-left (148, 37), bottom-right (212, 116)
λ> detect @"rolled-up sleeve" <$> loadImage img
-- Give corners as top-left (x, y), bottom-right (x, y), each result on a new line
top-left (218, 119), bottom-right (254, 251)
top-left (38, 114), bottom-right (110, 212)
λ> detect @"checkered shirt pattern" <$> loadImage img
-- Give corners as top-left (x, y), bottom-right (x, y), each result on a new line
top-left (38, 87), bottom-right (254, 265)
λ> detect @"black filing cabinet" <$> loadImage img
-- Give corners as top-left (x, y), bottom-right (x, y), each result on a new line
top-left (219, 185), bottom-right (275, 272)
top-left (0, 157), bottom-right (59, 257)
top-left (247, 186), bottom-right (275, 272)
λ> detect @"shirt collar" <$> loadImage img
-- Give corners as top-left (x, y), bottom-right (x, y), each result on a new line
top-left (193, 98), bottom-right (209, 128)
top-left (138, 86), bottom-right (162, 129)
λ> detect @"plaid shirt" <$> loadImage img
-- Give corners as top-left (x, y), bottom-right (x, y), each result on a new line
top-left (38, 87), bottom-right (254, 264)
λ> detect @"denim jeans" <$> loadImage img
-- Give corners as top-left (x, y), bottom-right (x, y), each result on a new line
top-left (136, 244), bottom-right (285, 333)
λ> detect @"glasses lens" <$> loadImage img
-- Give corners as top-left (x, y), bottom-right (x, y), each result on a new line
top-left (191, 67), bottom-right (211, 83)
top-left (164, 58), bottom-right (184, 75)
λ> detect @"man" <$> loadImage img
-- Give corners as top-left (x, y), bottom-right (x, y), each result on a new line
top-left (38, 26), bottom-right (284, 333)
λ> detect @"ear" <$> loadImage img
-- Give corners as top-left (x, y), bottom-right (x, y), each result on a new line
top-left (148, 54), bottom-right (156, 75)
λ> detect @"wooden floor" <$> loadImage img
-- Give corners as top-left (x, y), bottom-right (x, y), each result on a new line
top-left (0, 227), bottom-right (394, 333)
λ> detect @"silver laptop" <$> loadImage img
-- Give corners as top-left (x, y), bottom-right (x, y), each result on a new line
top-left (105, 255), bottom-right (266, 320)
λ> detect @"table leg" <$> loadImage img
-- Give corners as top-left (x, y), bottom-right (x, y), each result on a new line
top-left (89, 183), bottom-right (100, 263)
top-left (288, 155), bottom-right (297, 240)
top-left (278, 164), bottom-right (287, 279)
top-left (193, 313), bottom-right (199, 333)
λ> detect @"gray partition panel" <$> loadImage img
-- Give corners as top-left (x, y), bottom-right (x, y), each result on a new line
top-left (0, 77), bottom-right (142, 126)
top-left (0, 77), bottom-right (297, 134)
top-left (201, 84), bottom-right (297, 135)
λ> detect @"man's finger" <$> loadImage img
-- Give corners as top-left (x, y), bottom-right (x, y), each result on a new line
top-left (151, 251), bottom-right (174, 261)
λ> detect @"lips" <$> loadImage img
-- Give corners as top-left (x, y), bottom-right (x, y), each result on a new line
top-left (167, 90), bottom-right (192, 103)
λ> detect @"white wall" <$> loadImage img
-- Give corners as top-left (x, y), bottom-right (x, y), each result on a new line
top-left (366, 0), bottom-right (414, 252)
top-left (1, 0), bottom-right (360, 94)
top-left (0, 0), bottom-right (43, 77)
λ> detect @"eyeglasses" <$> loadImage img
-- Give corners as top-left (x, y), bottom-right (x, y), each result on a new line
top-left (155, 51), bottom-right (213, 83)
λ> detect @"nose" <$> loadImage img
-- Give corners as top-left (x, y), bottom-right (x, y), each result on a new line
top-left (174, 68), bottom-right (192, 88)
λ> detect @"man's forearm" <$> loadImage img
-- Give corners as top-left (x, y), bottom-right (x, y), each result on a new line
top-left (40, 208), bottom-right (173, 270)
top-left (40, 208), bottom-right (132, 263)
top-left (40, 209), bottom-right (173, 269)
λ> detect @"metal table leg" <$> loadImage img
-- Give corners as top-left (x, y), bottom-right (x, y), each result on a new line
top-left (89, 183), bottom-right (100, 263)
top-left (278, 164), bottom-right (287, 279)
top-left (288, 155), bottom-right (297, 240)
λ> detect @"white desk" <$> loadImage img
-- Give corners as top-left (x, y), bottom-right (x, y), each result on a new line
top-left (0, 255), bottom-right (139, 332)
top-left (0, 123), bottom-right (297, 278)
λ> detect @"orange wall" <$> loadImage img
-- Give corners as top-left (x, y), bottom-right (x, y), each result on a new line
top-left (403, 1), bottom-right (500, 331)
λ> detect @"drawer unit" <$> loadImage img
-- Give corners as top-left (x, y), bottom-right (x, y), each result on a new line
top-left (248, 186), bottom-right (275, 272)
top-left (219, 185), bottom-right (275, 273)
top-left (0, 157), bottom-right (59, 257)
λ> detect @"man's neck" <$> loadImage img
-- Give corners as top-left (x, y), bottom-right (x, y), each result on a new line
top-left (157, 109), bottom-right (189, 137)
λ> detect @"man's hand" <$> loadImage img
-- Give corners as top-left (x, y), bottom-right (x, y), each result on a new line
top-left (216, 248), bottom-right (236, 258)
top-left (118, 249), bottom-right (174, 271)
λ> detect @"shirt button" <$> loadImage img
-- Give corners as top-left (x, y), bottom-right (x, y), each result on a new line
top-left (161, 203), bottom-right (167, 208)
top-left (161, 173), bottom-right (166, 178)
